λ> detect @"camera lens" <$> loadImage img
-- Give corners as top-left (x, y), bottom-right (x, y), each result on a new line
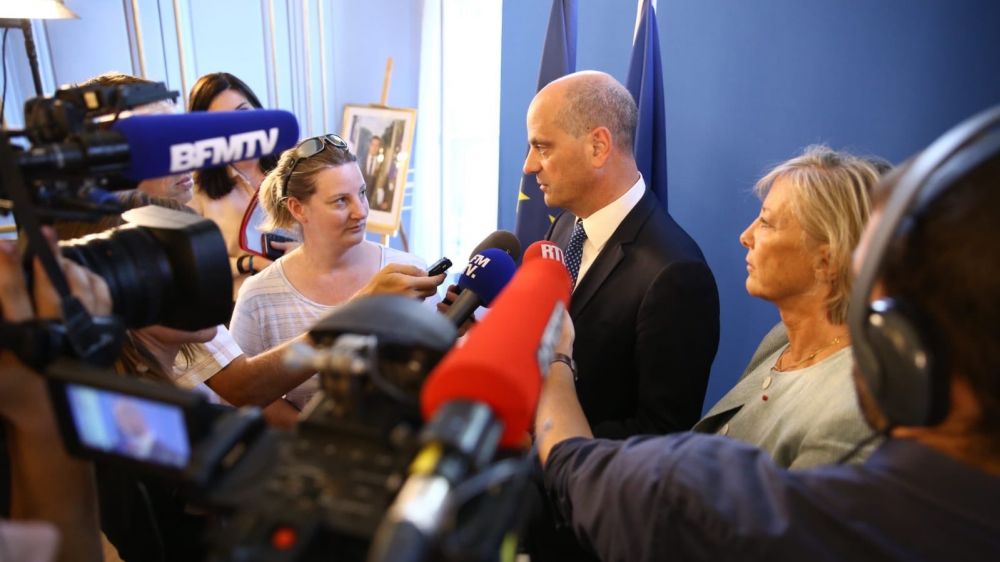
top-left (60, 206), bottom-right (232, 330)
top-left (60, 226), bottom-right (171, 328)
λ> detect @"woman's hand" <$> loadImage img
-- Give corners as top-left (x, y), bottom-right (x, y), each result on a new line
top-left (435, 283), bottom-right (462, 314)
top-left (436, 283), bottom-right (475, 335)
top-left (357, 263), bottom-right (446, 300)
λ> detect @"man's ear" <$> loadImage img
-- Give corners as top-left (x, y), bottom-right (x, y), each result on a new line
top-left (588, 126), bottom-right (613, 167)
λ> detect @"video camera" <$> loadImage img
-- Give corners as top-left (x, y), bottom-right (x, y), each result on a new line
top-left (0, 81), bottom-right (238, 367)
top-left (5, 80), bottom-right (180, 214)
top-left (3, 81), bottom-right (536, 561)
top-left (45, 295), bottom-right (535, 561)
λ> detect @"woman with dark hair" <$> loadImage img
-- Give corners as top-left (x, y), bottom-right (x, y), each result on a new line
top-left (187, 72), bottom-right (290, 297)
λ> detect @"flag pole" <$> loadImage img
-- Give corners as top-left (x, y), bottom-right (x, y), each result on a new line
top-left (367, 56), bottom-right (408, 249)
top-left (378, 56), bottom-right (394, 107)
top-left (633, 0), bottom-right (657, 43)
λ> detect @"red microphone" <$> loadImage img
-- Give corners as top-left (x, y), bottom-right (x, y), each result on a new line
top-left (421, 257), bottom-right (571, 448)
top-left (523, 240), bottom-right (565, 264)
top-left (369, 259), bottom-right (572, 562)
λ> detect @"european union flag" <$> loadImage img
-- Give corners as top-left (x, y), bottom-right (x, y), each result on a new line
top-left (514, 0), bottom-right (578, 246)
top-left (627, 0), bottom-right (668, 210)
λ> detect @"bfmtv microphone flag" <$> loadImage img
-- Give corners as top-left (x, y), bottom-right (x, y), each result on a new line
top-left (513, 0), bottom-right (579, 247)
top-left (111, 109), bottom-right (299, 180)
top-left (169, 128), bottom-right (279, 171)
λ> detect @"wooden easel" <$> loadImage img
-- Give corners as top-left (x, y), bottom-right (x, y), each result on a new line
top-left (371, 57), bottom-right (410, 252)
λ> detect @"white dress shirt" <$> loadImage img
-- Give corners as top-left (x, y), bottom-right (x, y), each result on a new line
top-left (575, 174), bottom-right (645, 289)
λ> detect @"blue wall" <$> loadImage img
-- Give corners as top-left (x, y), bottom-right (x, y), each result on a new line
top-left (498, 0), bottom-right (1000, 412)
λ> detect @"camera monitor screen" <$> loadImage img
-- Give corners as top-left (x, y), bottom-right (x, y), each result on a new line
top-left (66, 383), bottom-right (191, 468)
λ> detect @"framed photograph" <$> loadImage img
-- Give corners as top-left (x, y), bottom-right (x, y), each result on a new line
top-left (341, 104), bottom-right (417, 235)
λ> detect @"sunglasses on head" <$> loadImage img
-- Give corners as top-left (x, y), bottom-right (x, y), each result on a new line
top-left (281, 133), bottom-right (350, 198)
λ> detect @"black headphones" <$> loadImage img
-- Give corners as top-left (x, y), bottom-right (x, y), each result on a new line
top-left (848, 104), bottom-right (1000, 428)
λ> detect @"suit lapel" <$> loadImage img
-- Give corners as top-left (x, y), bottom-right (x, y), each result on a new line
top-left (571, 244), bottom-right (623, 317)
top-left (569, 191), bottom-right (657, 317)
top-left (546, 210), bottom-right (573, 247)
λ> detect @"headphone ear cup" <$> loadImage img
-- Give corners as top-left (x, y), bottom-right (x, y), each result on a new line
top-left (864, 298), bottom-right (949, 427)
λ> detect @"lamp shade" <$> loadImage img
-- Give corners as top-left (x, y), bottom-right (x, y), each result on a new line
top-left (0, 0), bottom-right (79, 20)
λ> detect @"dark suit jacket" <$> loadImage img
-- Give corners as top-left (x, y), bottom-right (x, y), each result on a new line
top-left (546, 190), bottom-right (720, 438)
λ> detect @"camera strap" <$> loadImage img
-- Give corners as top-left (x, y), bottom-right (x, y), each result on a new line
top-left (0, 320), bottom-right (64, 371)
top-left (0, 131), bottom-right (122, 366)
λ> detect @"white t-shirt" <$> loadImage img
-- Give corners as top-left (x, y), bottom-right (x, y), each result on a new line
top-left (0, 521), bottom-right (58, 562)
top-left (172, 325), bottom-right (243, 404)
top-left (229, 245), bottom-right (426, 409)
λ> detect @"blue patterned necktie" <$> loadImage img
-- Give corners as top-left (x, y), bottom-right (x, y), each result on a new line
top-left (565, 218), bottom-right (588, 287)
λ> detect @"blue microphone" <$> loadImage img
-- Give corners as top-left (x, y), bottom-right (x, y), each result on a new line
top-left (17, 110), bottom-right (299, 182)
top-left (444, 248), bottom-right (517, 327)
top-left (112, 109), bottom-right (299, 180)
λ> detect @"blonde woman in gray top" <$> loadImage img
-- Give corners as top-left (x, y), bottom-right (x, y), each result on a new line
top-left (693, 146), bottom-right (880, 468)
top-left (230, 134), bottom-right (444, 427)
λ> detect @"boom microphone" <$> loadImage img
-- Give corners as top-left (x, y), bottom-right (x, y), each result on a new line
top-left (17, 110), bottom-right (300, 182)
top-left (438, 229), bottom-right (520, 308)
top-left (369, 258), bottom-right (571, 562)
top-left (443, 248), bottom-right (517, 327)
top-left (469, 229), bottom-right (522, 264)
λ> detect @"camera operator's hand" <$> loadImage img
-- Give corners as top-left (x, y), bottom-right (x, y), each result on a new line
top-left (355, 263), bottom-right (446, 300)
top-left (0, 241), bottom-right (41, 414)
top-left (1, 230), bottom-right (111, 417)
top-left (0, 231), bottom-right (112, 406)
top-left (555, 309), bottom-right (575, 358)
top-left (535, 310), bottom-right (590, 466)
top-left (31, 247), bottom-right (113, 320)
top-left (1, 233), bottom-right (113, 410)
top-left (0, 237), bottom-right (103, 562)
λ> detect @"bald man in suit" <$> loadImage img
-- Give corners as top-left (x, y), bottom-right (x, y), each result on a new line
top-left (526, 71), bottom-right (720, 439)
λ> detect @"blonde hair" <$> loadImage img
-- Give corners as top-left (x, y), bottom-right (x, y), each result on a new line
top-left (260, 142), bottom-right (357, 233)
top-left (754, 145), bottom-right (881, 323)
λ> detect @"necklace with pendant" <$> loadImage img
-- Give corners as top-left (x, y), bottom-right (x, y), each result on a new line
top-left (773, 336), bottom-right (843, 372)
top-left (761, 336), bottom-right (844, 402)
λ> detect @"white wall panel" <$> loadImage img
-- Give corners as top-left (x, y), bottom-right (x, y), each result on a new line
top-left (0, 0), bottom-right (501, 258)
top-left (43, 1), bottom-right (131, 86)
top-left (186, 0), bottom-right (269, 106)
